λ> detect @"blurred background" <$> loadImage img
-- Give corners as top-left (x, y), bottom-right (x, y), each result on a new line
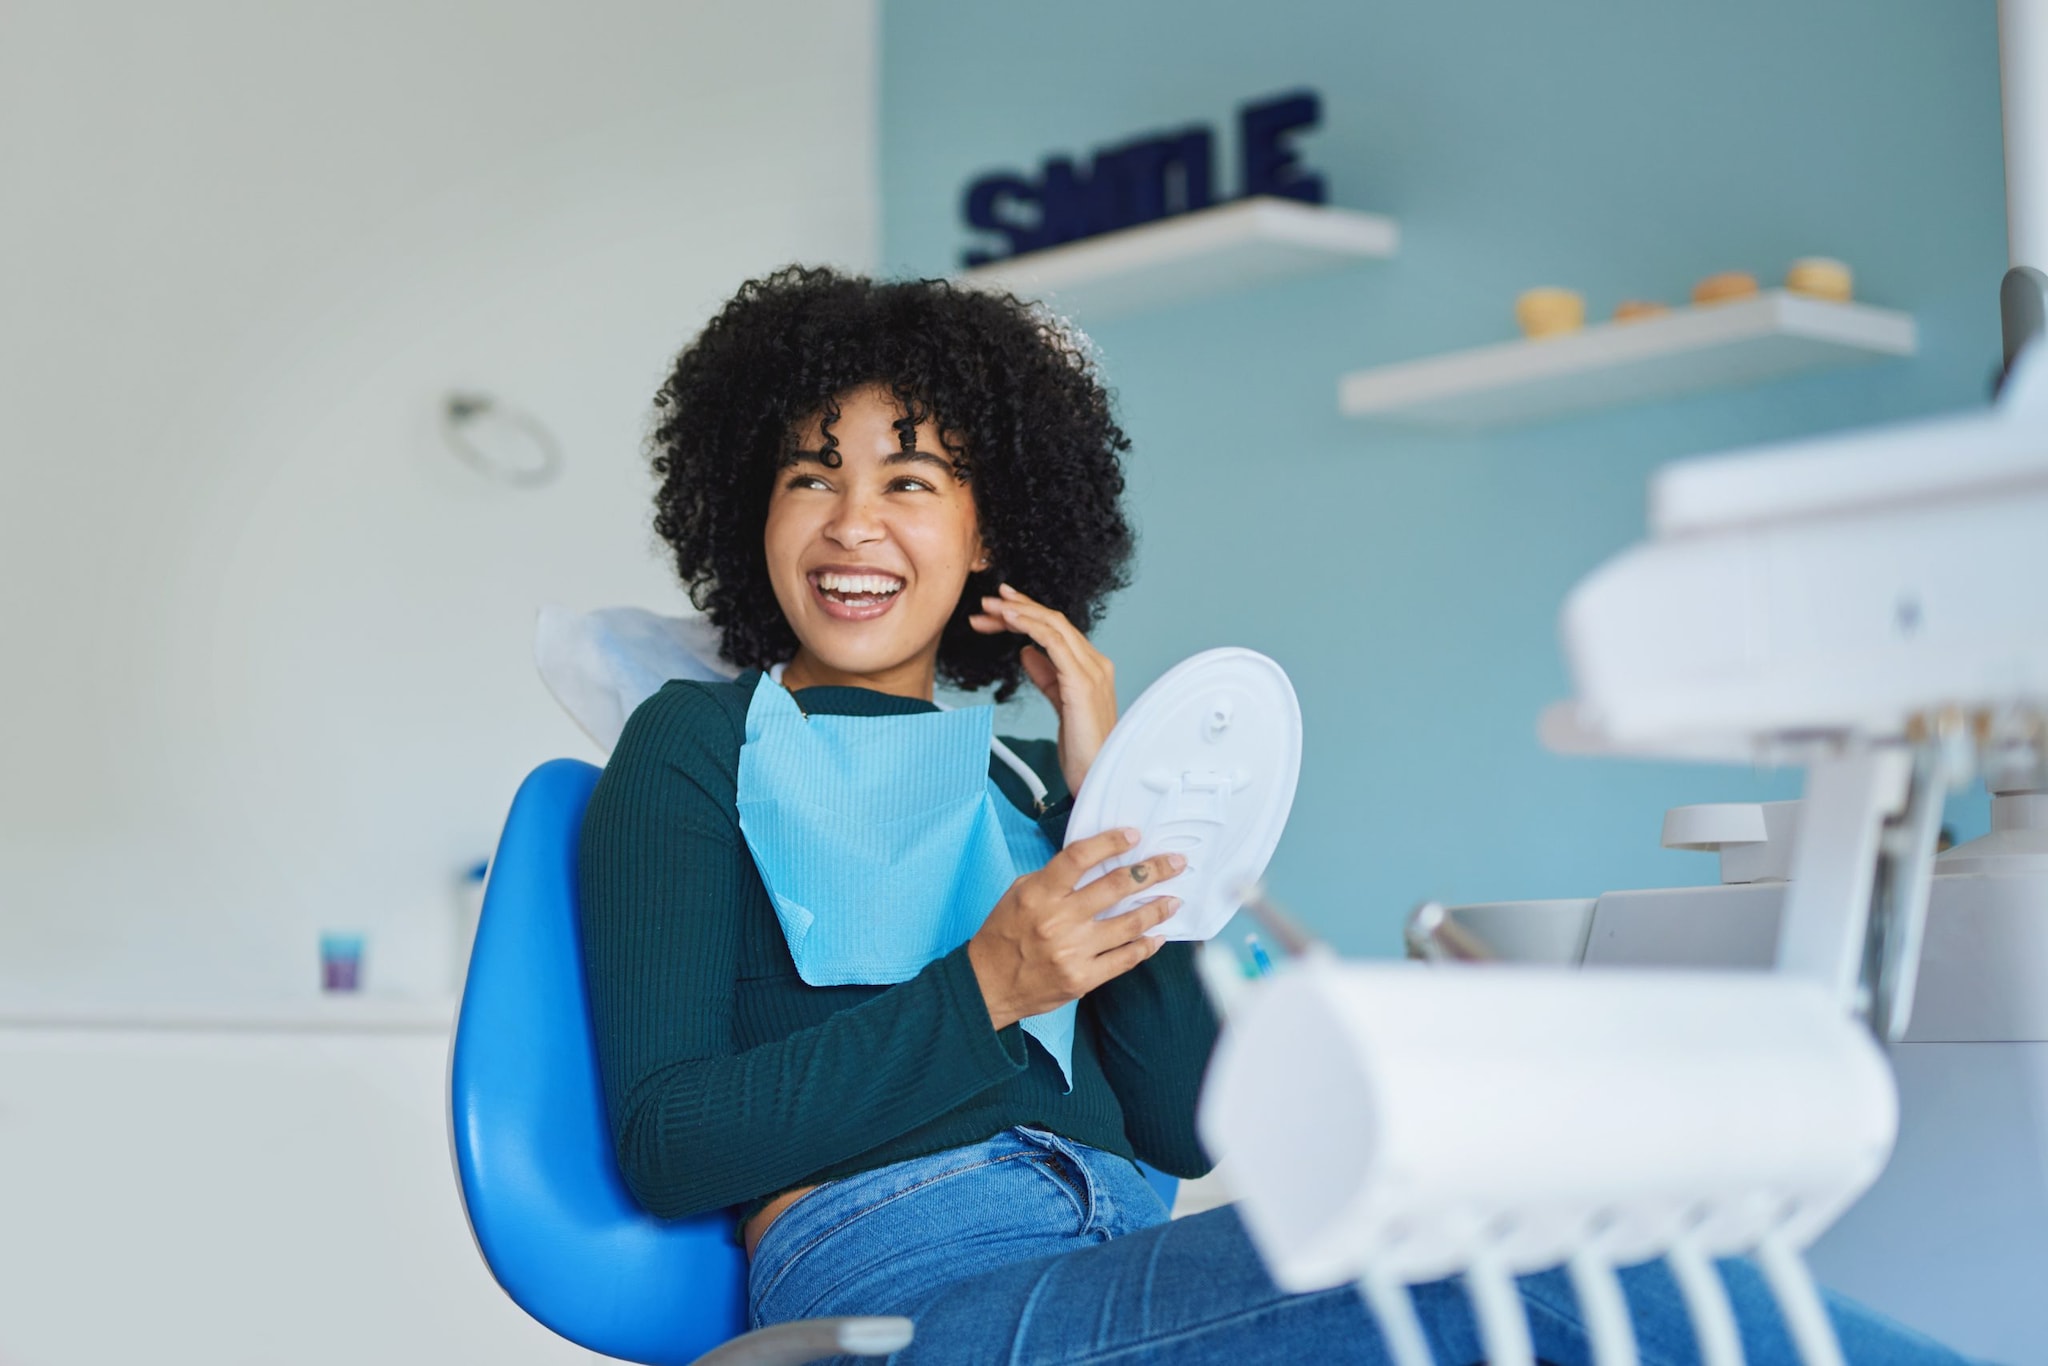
top-left (0, 0), bottom-right (2008, 1361)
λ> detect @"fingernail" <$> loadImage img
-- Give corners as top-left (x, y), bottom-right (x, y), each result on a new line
top-left (1119, 828), bottom-right (1141, 846)
top-left (1167, 853), bottom-right (1187, 872)
top-left (999, 582), bottom-right (1018, 596)
top-left (1165, 897), bottom-right (1183, 911)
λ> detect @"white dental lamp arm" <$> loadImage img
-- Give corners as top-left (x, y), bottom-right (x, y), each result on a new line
top-left (1551, 329), bottom-right (2048, 1032)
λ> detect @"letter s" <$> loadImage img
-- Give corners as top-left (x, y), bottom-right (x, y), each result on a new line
top-left (962, 173), bottom-right (1045, 266)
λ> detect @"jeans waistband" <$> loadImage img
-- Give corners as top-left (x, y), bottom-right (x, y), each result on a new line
top-left (746, 1125), bottom-right (1169, 1326)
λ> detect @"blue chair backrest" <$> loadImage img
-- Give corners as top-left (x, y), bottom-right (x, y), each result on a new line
top-left (449, 758), bottom-right (1182, 1365)
top-left (450, 759), bottom-right (745, 1365)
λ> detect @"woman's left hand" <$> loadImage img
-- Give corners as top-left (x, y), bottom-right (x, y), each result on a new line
top-left (968, 583), bottom-right (1117, 795)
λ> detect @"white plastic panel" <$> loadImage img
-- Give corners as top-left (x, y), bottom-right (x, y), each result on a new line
top-left (1201, 958), bottom-right (1897, 1292)
top-left (1562, 486), bottom-right (2048, 747)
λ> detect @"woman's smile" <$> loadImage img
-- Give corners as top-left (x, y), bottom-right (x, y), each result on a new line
top-left (808, 565), bottom-right (907, 621)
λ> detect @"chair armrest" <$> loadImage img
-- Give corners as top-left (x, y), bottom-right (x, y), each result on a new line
top-left (689, 1316), bottom-right (914, 1365)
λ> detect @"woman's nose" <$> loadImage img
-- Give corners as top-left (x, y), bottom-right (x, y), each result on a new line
top-left (822, 493), bottom-right (885, 548)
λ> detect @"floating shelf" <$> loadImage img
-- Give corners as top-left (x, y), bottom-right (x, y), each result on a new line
top-left (959, 196), bottom-right (1398, 321)
top-left (1338, 291), bottom-right (1917, 430)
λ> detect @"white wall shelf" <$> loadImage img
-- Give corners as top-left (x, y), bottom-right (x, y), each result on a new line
top-left (1338, 291), bottom-right (1917, 430)
top-left (959, 196), bottom-right (1398, 321)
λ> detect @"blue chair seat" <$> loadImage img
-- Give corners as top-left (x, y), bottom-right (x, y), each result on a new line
top-left (448, 758), bottom-right (1175, 1364)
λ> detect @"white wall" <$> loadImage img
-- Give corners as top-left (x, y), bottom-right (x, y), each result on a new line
top-left (0, 0), bottom-right (878, 1006)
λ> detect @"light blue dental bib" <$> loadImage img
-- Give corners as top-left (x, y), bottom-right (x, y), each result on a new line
top-left (735, 676), bottom-right (1078, 1089)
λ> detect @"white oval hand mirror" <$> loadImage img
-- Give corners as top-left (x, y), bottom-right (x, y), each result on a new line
top-left (1065, 647), bottom-right (1301, 941)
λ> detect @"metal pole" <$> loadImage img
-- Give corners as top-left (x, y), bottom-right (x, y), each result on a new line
top-left (2003, 0), bottom-right (2048, 271)
top-left (2001, 0), bottom-right (2048, 371)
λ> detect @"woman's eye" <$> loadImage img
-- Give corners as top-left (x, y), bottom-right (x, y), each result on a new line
top-left (784, 473), bottom-right (829, 491)
top-left (889, 477), bottom-right (934, 493)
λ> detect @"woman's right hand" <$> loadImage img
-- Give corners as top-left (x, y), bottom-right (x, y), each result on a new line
top-left (966, 828), bottom-right (1185, 1031)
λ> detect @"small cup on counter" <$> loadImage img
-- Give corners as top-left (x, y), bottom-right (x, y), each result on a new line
top-left (320, 932), bottom-right (366, 993)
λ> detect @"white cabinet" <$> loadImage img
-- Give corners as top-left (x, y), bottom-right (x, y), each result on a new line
top-left (0, 1023), bottom-right (592, 1366)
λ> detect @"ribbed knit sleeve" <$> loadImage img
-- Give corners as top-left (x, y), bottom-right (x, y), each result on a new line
top-left (1085, 945), bottom-right (1220, 1179)
top-left (578, 682), bottom-right (1029, 1220)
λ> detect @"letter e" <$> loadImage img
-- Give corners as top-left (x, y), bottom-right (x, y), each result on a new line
top-left (1239, 90), bottom-right (1326, 204)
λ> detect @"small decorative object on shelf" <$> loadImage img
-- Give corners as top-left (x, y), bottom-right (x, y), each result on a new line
top-left (1613, 299), bottom-right (1671, 323)
top-left (1692, 270), bottom-right (1761, 306)
top-left (1515, 287), bottom-right (1586, 339)
top-left (1785, 256), bottom-right (1854, 302)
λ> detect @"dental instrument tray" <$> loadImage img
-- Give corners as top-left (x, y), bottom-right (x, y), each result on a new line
top-left (1066, 647), bottom-right (1302, 941)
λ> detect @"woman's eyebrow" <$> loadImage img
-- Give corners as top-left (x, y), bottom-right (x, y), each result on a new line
top-left (882, 449), bottom-right (954, 470)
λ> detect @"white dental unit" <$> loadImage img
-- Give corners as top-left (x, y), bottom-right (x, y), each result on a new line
top-left (1200, 4), bottom-right (2048, 1363)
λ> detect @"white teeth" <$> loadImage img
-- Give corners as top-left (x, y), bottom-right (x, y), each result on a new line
top-left (816, 571), bottom-right (903, 596)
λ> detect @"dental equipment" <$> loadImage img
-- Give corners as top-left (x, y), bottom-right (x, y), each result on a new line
top-left (1200, 959), bottom-right (1895, 1366)
top-left (1202, 12), bottom-right (2048, 1364)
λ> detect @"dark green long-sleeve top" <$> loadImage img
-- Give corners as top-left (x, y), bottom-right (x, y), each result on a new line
top-left (577, 669), bottom-right (1220, 1227)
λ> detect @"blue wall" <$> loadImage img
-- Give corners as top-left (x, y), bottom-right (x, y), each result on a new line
top-left (882, 0), bottom-right (2008, 955)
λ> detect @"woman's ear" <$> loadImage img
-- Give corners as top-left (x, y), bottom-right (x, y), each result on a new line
top-left (970, 545), bottom-right (991, 574)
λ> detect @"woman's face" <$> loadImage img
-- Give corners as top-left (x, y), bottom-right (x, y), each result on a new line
top-left (764, 386), bottom-right (985, 695)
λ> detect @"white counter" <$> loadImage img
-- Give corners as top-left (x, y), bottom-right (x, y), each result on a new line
top-left (0, 1014), bottom-right (592, 1366)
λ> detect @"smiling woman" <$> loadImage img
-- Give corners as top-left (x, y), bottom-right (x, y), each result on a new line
top-left (585, 262), bottom-right (1205, 1251)
top-left (646, 266), bottom-right (1134, 703)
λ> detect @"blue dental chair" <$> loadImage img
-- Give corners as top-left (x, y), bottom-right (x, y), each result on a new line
top-left (449, 758), bottom-right (1180, 1365)
top-left (448, 759), bottom-right (912, 1365)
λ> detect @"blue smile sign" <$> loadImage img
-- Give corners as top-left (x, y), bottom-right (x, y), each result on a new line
top-left (961, 90), bottom-right (1326, 268)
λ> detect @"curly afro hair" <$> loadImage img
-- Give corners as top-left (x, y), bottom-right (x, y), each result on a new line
top-left (648, 265), bottom-right (1135, 701)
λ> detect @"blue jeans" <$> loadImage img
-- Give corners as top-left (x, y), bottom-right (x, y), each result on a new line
top-left (748, 1126), bottom-right (1971, 1365)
